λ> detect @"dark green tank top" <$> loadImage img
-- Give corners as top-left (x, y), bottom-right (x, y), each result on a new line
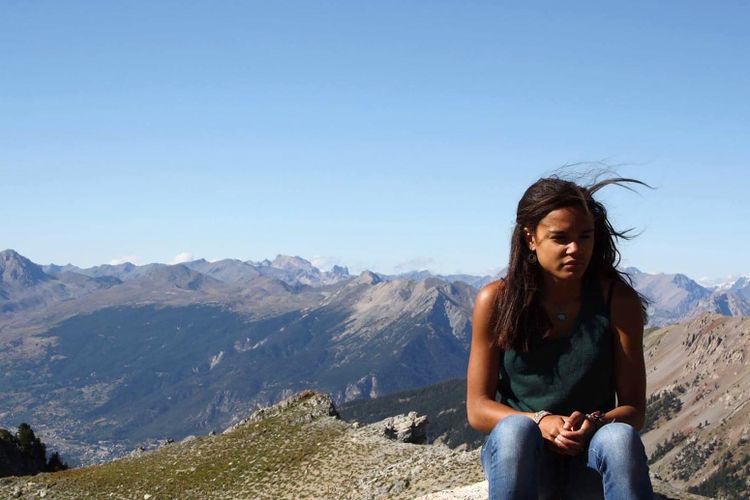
top-left (498, 278), bottom-right (616, 415)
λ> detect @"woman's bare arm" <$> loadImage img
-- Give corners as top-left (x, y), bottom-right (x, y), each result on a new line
top-left (604, 282), bottom-right (647, 429)
top-left (466, 281), bottom-right (532, 433)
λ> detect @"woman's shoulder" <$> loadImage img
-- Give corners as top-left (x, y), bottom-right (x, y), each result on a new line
top-left (473, 279), bottom-right (504, 314)
top-left (477, 279), bottom-right (504, 301)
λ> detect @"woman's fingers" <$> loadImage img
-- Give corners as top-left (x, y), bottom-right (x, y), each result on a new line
top-left (563, 410), bottom-right (585, 431)
top-left (559, 428), bottom-right (586, 441)
top-left (548, 411), bottom-right (595, 455)
top-left (538, 415), bottom-right (566, 441)
top-left (553, 433), bottom-right (583, 454)
top-left (541, 414), bottom-right (586, 455)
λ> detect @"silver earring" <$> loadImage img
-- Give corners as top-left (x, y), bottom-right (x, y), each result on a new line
top-left (527, 253), bottom-right (537, 264)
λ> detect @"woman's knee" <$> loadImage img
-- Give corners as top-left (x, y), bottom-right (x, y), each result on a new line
top-left (590, 422), bottom-right (641, 449)
top-left (589, 422), bottom-right (647, 468)
top-left (482, 414), bottom-right (543, 479)
top-left (486, 414), bottom-right (542, 452)
top-left (587, 422), bottom-right (652, 496)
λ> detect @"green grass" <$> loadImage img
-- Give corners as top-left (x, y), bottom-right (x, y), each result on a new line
top-left (0, 392), bottom-right (483, 499)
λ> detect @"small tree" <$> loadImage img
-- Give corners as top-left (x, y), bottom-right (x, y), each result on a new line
top-left (16, 423), bottom-right (35, 454)
top-left (17, 423), bottom-right (47, 468)
top-left (0, 429), bottom-right (15, 443)
top-left (46, 452), bottom-right (68, 472)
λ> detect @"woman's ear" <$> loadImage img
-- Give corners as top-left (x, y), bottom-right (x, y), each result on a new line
top-left (524, 227), bottom-right (536, 251)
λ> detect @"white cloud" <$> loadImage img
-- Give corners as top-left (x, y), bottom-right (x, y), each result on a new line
top-left (170, 252), bottom-right (194, 265)
top-left (310, 255), bottom-right (344, 271)
top-left (108, 255), bottom-right (139, 266)
top-left (393, 256), bottom-right (436, 273)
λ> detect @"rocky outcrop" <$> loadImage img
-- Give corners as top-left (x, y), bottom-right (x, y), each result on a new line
top-left (382, 411), bottom-right (429, 444)
top-left (224, 390), bottom-right (339, 433)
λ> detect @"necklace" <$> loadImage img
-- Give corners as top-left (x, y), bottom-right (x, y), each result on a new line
top-left (544, 301), bottom-right (579, 322)
top-left (544, 286), bottom-right (582, 323)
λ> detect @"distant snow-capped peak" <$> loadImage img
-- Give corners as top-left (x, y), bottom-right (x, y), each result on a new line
top-left (697, 275), bottom-right (749, 290)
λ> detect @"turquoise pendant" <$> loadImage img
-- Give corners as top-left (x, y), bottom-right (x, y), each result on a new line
top-left (557, 313), bottom-right (567, 321)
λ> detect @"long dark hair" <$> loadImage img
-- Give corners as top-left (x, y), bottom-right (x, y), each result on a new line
top-left (492, 175), bottom-right (649, 352)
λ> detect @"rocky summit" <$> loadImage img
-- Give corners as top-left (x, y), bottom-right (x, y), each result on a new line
top-left (0, 391), bottom-right (708, 499)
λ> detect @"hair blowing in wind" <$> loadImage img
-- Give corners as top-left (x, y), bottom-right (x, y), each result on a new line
top-left (492, 176), bottom-right (651, 353)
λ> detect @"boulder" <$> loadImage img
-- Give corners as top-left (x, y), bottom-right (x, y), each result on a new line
top-left (383, 411), bottom-right (428, 444)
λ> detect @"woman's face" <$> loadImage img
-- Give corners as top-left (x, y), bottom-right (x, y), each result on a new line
top-left (525, 205), bottom-right (595, 281)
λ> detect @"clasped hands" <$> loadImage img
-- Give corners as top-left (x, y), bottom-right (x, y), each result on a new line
top-left (537, 411), bottom-right (595, 456)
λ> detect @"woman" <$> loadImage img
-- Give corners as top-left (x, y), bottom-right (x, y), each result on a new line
top-left (466, 176), bottom-right (654, 499)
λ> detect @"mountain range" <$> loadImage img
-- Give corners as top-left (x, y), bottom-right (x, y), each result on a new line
top-left (0, 248), bottom-right (748, 466)
top-left (5, 250), bottom-right (749, 323)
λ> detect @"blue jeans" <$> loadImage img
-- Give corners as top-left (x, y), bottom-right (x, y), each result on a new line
top-left (480, 415), bottom-right (653, 500)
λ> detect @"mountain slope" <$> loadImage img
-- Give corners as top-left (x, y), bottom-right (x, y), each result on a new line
top-left (0, 273), bottom-right (476, 464)
top-left (0, 392), bottom-right (483, 499)
top-left (629, 269), bottom-right (713, 326)
top-left (640, 314), bottom-right (750, 496)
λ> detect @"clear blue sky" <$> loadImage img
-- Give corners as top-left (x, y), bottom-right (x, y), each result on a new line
top-left (2, 1), bottom-right (748, 281)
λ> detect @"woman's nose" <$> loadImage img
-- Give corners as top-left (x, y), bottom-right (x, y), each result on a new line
top-left (566, 241), bottom-right (579, 255)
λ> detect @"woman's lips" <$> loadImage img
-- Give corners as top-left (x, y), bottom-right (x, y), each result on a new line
top-left (562, 261), bottom-right (583, 268)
